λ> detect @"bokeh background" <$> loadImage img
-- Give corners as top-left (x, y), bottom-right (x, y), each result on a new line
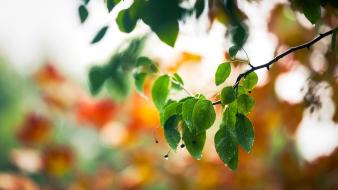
top-left (0, 0), bottom-right (337, 189)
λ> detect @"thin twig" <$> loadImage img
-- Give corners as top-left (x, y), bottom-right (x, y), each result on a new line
top-left (213, 27), bottom-right (337, 106)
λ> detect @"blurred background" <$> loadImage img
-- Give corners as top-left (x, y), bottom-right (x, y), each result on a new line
top-left (0, 0), bottom-right (337, 189)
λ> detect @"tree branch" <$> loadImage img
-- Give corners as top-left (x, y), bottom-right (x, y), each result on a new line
top-left (213, 27), bottom-right (337, 106)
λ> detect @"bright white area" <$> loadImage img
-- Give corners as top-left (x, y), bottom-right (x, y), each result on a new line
top-left (0, 0), bottom-right (336, 162)
top-left (296, 83), bottom-right (338, 161)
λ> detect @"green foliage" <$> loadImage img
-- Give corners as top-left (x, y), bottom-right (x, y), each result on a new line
top-left (89, 66), bottom-right (109, 95)
top-left (229, 46), bottom-right (239, 59)
top-left (78, 5), bottom-right (89, 23)
top-left (227, 147), bottom-right (238, 170)
top-left (172, 73), bottom-right (184, 86)
top-left (164, 116), bottom-right (181, 150)
top-left (192, 99), bottom-right (216, 131)
top-left (237, 94), bottom-right (255, 115)
top-left (302, 1), bottom-right (321, 24)
top-left (88, 38), bottom-right (144, 99)
top-left (91, 26), bottom-right (109, 44)
top-left (182, 127), bottom-right (206, 160)
top-left (116, 9), bottom-right (138, 33)
top-left (85, 0), bottom-right (337, 171)
top-left (161, 101), bottom-right (181, 126)
top-left (152, 75), bottom-right (170, 110)
top-left (107, 0), bottom-right (121, 12)
top-left (215, 62), bottom-right (231, 86)
top-left (215, 126), bottom-right (238, 164)
top-left (222, 101), bottom-right (237, 128)
top-left (194, 0), bottom-right (205, 18)
top-left (235, 114), bottom-right (254, 153)
top-left (83, 0), bottom-right (90, 5)
top-left (243, 72), bottom-right (258, 90)
top-left (133, 72), bottom-right (147, 93)
top-left (182, 97), bottom-right (198, 130)
top-left (221, 86), bottom-right (236, 106)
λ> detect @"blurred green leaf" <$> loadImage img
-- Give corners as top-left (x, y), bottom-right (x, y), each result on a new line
top-left (140, 0), bottom-right (183, 47)
top-left (107, 0), bottom-right (121, 12)
top-left (194, 0), bottom-right (205, 18)
top-left (78, 5), bottom-right (89, 23)
top-left (237, 94), bottom-right (255, 115)
top-left (235, 114), bottom-right (254, 152)
top-left (164, 115), bottom-right (181, 150)
top-left (303, 1), bottom-right (321, 24)
top-left (221, 86), bottom-right (236, 105)
top-left (91, 26), bottom-right (108, 44)
top-left (173, 73), bottom-right (184, 86)
top-left (183, 127), bottom-right (206, 160)
top-left (116, 9), bottom-right (138, 33)
top-left (88, 66), bottom-right (109, 95)
top-left (83, 0), bottom-right (90, 5)
top-left (152, 75), bottom-right (170, 110)
top-left (182, 97), bottom-right (198, 130)
top-left (243, 72), bottom-right (258, 90)
top-left (231, 23), bottom-right (248, 48)
top-left (106, 70), bottom-right (131, 101)
top-left (215, 62), bottom-right (231, 86)
top-left (215, 125), bottom-right (237, 164)
top-left (133, 72), bottom-right (147, 93)
top-left (192, 99), bottom-right (216, 131)
top-left (229, 46), bottom-right (239, 59)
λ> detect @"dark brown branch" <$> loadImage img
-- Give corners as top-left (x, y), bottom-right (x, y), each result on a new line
top-left (213, 27), bottom-right (337, 106)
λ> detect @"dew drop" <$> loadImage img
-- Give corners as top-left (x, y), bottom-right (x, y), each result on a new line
top-left (164, 154), bottom-right (169, 160)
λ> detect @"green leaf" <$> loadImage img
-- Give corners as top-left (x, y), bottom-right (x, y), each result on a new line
top-left (136, 57), bottom-right (158, 73)
top-left (133, 72), bottom-right (147, 93)
top-left (83, 0), bottom-right (90, 5)
top-left (229, 46), bottom-right (239, 59)
top-left (215, 62), bottom-right (231, 86)
top-left (107, 0), bottom-right (121, 12)
top-left (91, 26), bottom-right (109, 44)
top-left (235, 114), bottom-right (254, 152)
top-left (153, 20), bottom-right (179, 47)
top-left (106, 70), bottom-right (131, 101)
top-left (237, 94), bottom-right (255, 115)
top-left (173, 73), bottom-right (184, 86)
top-left (140, 0), bottom-right (182, 47)
top-left (220, 86), bottom-right (236, 105)
top-left (152, 75), bottom-right (170, 110)
top-left (182, 98), bottom-right (198, 130)
top-left (243, 72), bottom-right (258, 90)
top-left (116, 9), bottom-right (138, 33)
top-left (195, 0), bottom-right (205, 18)
top-left (161, 101), bottom-right (181, 126)
top-left (303, 2), bottom-right (321, 24)
top-left (227, 146), bottom-right (238, 170)
top-left (231, 23), bottom-right (248, 48)
top-left (88, 66), bottom-right (109, 95)
top-left (164, 115), bottom-right (181, 150)
top-left (237, 85), bottom-right (247, 96)
top-left (222, 101), bottom-right (237, 128)
top-left (214, 126), bottom-right (238, 164)
top-left (183, 127), bottom-right (206, 160)
top-left (78, 5), bottom-right (89, 23)
top-left (192, 99), bottom-right (216, 131)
